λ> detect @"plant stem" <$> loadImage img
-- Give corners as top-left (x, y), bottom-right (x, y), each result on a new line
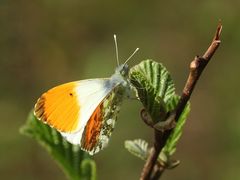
top-left (140, 130), bottom-right (163, 180)
top-left (140, 23), bottom-right (222, 180)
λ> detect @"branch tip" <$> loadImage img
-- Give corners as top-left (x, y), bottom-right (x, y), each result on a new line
top-left (214, 23), bottom-right (222, 41)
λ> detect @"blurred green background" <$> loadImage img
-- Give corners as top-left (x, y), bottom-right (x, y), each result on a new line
top-left (1, 0), bottom-right (239, 179)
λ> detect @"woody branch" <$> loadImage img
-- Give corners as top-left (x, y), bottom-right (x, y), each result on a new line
top-left (140, 23), bottom-right (222, 180)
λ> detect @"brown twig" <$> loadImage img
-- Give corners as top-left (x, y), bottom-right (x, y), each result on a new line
top-left (140, 23), bottom-right (222, 180)
top-left (140, 130), bottom-right (164, 180)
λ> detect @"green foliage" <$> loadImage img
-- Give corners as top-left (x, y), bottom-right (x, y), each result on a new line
top-left (130, 59), bottom-right (176, 123)
top-left (162, 102), bottom-right (190, 157)
top-left (20, 111), bottom-right (96, 180)
top-left (124, 139), bottom-right (149, 161)
top-left (127, 60), bottom-right (190, 164)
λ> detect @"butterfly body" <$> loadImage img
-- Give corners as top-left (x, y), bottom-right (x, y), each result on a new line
top-left (34, 64), bottom-right (131, 155)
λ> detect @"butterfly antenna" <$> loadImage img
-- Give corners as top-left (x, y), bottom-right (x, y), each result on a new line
top-left (114, 34), bottom-right (120, 66)
top-left (123, 47), bottom-right (139, 65)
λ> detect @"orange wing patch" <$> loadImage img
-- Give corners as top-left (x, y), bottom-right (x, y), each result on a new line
top-left (81, 103), bottom-right (103, 151)
top-left (34, 82), bottom-right (80, 133)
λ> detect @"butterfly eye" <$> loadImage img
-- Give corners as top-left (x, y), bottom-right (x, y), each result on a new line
top-left (121, 64), bottom-right (129, 76)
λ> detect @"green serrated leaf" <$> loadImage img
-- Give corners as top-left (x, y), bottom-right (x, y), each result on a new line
top-left (165, 95), bottom-right (180, 112)
top-left (129, 59), bottom-right (191, 161)
top-left (162, 103), bottom-right (191, 157)
top-left (130, 59), bottom-right (175, 123)
top-left (20, 111), bottom-right (96, 180)
top-left (124, 139), bottom-right (149, 161)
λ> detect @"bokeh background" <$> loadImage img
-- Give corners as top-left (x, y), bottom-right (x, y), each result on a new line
top-left (1, 0), bottom-right (239, 179)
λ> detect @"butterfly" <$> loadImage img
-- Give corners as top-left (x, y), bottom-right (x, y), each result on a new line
top-left (34, 35), bottom-right (139, 155)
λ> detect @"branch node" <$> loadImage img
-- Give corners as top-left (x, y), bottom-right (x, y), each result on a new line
top-left (190, 60), bottom-right (198, 69)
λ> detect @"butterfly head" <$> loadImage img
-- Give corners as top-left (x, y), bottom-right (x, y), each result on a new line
top-left (115, 64), bottom-right (129, 78)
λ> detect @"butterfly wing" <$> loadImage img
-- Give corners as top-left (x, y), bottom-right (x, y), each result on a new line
top-left (62, 84), bottom-right (127, 155)
top-left (34, 76), bottom-right (128, 155)
top-left (34, 79), bottom-right (112, 134)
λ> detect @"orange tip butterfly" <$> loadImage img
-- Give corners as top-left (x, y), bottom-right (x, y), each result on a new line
top-left (34, 35), bottom-right (139, 155)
